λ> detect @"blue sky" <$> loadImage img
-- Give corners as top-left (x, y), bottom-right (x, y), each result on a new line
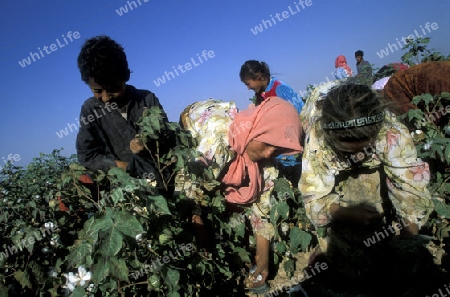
top-left (1, 0), bottom-right (449, 167)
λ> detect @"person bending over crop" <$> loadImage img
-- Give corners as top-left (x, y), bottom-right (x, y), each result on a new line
top-left (299, 83), bottom-right (438, 296)
top-left (382, 60), bottom-right (450, 125)
top-left (177, 97), bottom-right (303, 292)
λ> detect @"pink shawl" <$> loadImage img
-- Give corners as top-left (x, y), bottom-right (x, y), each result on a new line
top-left (335, 55), bottom-right (353, 77)
top-left (222, 96), bottom-right (303, 204)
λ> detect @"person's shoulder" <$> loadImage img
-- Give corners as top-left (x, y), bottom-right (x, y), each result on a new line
top-left (334, 67), bottom-right (346, 80)
top-left (127, 85), bottom-right (161, 103)
top-left (126, 84), bottom-right (154, 97)
top-left (80, 96), bottom-right (100, 109)
top-left (276, 82), bottom-right (295, 91)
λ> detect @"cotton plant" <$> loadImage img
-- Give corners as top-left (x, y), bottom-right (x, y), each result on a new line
top-left (62, 266), bottom-right (92, 293)
top-left (44, 222), bottom-right (55, 230)
top-left (50, 233), bottom-right (61, 246)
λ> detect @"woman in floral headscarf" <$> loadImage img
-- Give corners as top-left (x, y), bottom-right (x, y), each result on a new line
top-left (299, 83), bottom-right (437, 296)
top-left (333, 55), bottom-right (353, 80)
top-left (177, 96), bottom-right (303, 292)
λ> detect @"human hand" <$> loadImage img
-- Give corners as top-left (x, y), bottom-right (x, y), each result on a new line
top-left (397, 219), bottom-right (419, 238)
top-left (250, 255), bottom-right (269, 288)
top-left (130, 137), bottom-right (144, 154)
top-left (115, 160), bottom-right (128, 170)
top-left (248, 235), bottom-right (269, 288)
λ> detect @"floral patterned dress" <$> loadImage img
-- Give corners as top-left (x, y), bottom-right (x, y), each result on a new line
top-left (177, 99), bottom-right (280, 240)
top-left (300, 110), bottom-right (433, 230)
top-left (299, 110), bottom-right (434, 280)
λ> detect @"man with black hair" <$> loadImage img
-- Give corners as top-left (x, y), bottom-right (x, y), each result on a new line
top-left (354, 50), bottom-right (373, 85)
top-left (75, 35), bottom-right (175, 193)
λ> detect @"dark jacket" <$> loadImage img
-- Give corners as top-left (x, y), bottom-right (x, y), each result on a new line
top-left (76, 85), bottom-right (174, 182)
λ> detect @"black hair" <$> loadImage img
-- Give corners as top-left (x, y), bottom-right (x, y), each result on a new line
top-left (320, 84), bottom-right (386, 152)
top-left (355, 50), bottom-right (364, 57)
top-left (239, 60), bottom-right (271, 82)
top-left (77, 35), bottom-right (131, 87)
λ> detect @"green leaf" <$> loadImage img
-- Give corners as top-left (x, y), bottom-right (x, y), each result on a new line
top-left (69, 163), bottom-right (87, 171)
top-left (212, 196), bottom-right (225, 210)
top-left (110, 188), bottom-right (124, 205)
top-left (432, 198), bottom-right (450, 219)
top-left (283, 258), bottom-right (295, 278)
top-left (98, 279), bottom-right (118, 292)
top-left (149, 113), bottom-right (161, 132)
top-left (148, 273), bottom-right (162, 290)
top-left (148, 195), bottom-right (171, 215)
top-left (90, 215), bottom-right (113, 233)
top-left (111, 211), bottom-right (144, 238)
top-left (445, 144), bottom-right (450, 164)
top-left (71, 287), bottom-right (86, 297)
top-left (232, 246), bottom-right (251, 263)
top-left (421, 93), bottom-right (434, 105)
top-left (122, 182), bottom-right (138, 193)
top-left (109, 257), bottom-right (130, 282)
top-left (30, 261), bottom-right (45, 284)
top-left (159, 230), bottom-right (173, 245)
top-left (273, 178), bottom-right (294, 200)
top-left (271, 201), bottom-right (290, 222)
top-left (273, 253), bottom-right (279, 265)
top-left (100, 227), bottom-right (123, 257)
top-left (164, 267), bottom-right (180, 292)
top-left (23, 227), bottom-right (39, 254)
top-left (108, 166), bottom-right (130, 179)
top-left (276, 241), bottom-right (286, 253)
top-left (13, 270), bottom-right (32, 289)
top-left (92, 257), bottom-right (110, 284)
top-left (440, 92), bottom-right (450, 99)
top-left (179, 132), bottom-right (190, 147)
top-left (289, 227), bottom-right (312, 254)
top-left (231, 215), bottom-right (246, 239)
top-left (0, 211), bottom-right (8, 224)
top-left (67, 241), bottom-right (93, 267)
